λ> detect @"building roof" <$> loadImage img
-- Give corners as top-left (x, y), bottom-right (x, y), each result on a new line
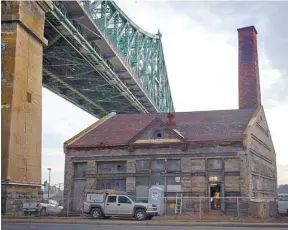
top-left (65, 109), bottom-right (256, 149)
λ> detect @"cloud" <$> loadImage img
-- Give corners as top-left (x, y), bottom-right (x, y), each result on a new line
top-left (166, 1), bottom-right (288, 104)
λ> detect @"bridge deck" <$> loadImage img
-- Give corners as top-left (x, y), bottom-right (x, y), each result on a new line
top-left (43, 1), bottom-right (174, 118)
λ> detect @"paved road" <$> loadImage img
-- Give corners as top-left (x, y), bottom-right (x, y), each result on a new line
top-left (1, 223), bottom-right (284, 230)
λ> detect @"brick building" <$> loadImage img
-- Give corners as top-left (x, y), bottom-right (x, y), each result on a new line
top-left (63, 26), bottom-right (278, 217)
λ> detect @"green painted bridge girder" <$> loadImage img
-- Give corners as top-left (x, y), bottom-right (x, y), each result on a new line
top-left (44, 0), bottom-right (174, 117)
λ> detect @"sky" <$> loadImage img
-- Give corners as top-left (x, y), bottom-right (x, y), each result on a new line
top-left (42, 0), bottom-right (288, 186)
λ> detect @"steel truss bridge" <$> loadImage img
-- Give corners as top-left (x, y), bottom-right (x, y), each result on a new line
top-left (43, 0), bottom-right (174, 117)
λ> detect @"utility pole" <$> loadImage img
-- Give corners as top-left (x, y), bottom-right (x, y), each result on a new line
top-left (47, 168), bottom-right (51, 198)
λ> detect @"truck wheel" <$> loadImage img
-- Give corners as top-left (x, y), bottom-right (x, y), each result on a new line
top-left (40, 208), bottom-right (47, 216)
top-left (135, 209), bottom-right (146, 221)
top-left (91, 208), bottom-right (102, 219)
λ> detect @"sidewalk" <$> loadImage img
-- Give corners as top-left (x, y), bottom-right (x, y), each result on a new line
top-left (2, 216), bottom-right (288, 228)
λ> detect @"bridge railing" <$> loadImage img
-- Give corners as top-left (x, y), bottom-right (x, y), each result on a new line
top-left (79, 1), bottom-right (151, 103)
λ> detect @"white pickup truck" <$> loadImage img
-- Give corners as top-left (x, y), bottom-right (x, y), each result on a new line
top-left (22, 199), bottom-right (63, 216)
top-left (82, 191), bottom-right (158, 221)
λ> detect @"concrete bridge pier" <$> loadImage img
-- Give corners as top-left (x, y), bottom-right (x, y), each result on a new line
top-left (1, 1), bottom-right (53, 215)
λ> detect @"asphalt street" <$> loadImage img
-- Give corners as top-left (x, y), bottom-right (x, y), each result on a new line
top-left (1, 223), bottom-right (284, 230)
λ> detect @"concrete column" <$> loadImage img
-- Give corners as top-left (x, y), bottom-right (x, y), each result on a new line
top-left (1, 1), bottom-right (52, 214)
top-left (1, 1), bottom-right (52, 185)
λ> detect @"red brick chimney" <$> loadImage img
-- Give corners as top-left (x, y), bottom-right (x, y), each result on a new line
top-left (237, 26), bottom-right (261, 110)
top-left (167, 113), bottom-right (176, 125)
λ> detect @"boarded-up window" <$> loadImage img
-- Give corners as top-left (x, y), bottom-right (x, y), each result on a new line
top-left (96, 179), bottom-right (126, 191)
top-left (74, 162), bottom-right (87, 179)
top-left (151, 172), bottom-right (165, 185)
top-left (167, 176), bottom-right (181, 185)
top-left (136, 160), bottom-right (149, 172)
top-left (207, 159), bottom-right (222, 171)
top-left (167, 160), bottom-right (181, 172)
top-left (136, 177), bottom-right (149, 201)
top-left (136, 177), bottom-right (149, 186)
top-left (97, 161), bottom-right (126, 173)
top-left (151, 159), bottom-right (165, 172)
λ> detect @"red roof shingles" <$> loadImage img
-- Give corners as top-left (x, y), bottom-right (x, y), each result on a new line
top-left (67, 109), bottom-right (255, 148)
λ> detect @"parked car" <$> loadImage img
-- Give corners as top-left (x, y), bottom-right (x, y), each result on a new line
top-left (82, 190), bottom-right (158, 221)
top-left (278, 193), bottom-right (288, 216)
top-left (22, 199), bottom-right (63, 216)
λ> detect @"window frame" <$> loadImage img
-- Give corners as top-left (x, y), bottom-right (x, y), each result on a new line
top-left (118, 196), bottom-right (132, 204)
top-left (106, 195), bottom-right (117, 203)
top-left (207, 159), bottom-right (222, 171)
top-left (74, 162), bottom-right (87, 179)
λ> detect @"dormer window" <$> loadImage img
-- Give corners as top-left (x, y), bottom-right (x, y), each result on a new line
top-left (152, 129), bottom-right (163, 139)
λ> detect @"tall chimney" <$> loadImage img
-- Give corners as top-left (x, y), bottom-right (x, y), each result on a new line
top-left (237, 25), bottom-right (261, 110)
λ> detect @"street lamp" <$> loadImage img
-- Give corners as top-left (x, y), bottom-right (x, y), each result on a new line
top-left (47, 168), bottom-right (51, 198)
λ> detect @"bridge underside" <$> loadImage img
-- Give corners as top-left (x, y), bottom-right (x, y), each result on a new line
top-left (43, 20), bottom-right (140, 117)
top-left (43, 1), bottom-right (174, 118)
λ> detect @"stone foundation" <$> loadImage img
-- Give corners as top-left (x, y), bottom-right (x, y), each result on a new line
top-left (1, 184), bottom-right (42, 216)
top-left (249, 200), bottom-right (277, 218)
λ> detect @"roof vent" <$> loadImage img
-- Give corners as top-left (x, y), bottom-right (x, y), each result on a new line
top-left (167, 113), bottom-right (176, 125)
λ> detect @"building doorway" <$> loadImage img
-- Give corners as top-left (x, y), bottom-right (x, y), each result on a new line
top-left (209, 184), bottom-right (221, 210)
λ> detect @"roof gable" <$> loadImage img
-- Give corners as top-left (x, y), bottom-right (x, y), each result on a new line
top-left (127, 118), bottom-right (186, 145)
top-left (66, 109), bottom-right (256, 149)
top-left (65, 112), bottom-right (116, 148)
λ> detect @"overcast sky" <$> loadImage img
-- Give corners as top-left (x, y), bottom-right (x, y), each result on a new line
top-left (42, 0), bottom-right (288, 186)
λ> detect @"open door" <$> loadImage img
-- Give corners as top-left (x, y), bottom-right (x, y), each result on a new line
top-left (209, 183), bottom-right (221, 210)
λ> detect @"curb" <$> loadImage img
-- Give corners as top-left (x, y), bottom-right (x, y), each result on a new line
top-left (2, 218), bottom-right (288, 228)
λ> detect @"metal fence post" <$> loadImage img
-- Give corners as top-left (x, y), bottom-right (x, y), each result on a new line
top-left (237, 197), bottom-right (239, 217)
top-left (28, 200), bottom-right (31, 216)
top-left (5, 198), bottom-right (8, 216)
top-left (67, 198), bottom-right (69, 218)
top-left (199, 197), bottom-right (202, 219)
top-left (164, 196), bottom-right (167, 217)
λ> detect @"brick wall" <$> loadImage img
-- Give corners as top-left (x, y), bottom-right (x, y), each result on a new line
top-left (238, 26), bottom-right (261, 109)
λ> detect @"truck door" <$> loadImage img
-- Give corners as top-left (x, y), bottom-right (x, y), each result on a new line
top-left (117, 196), bottom-right (134, 215)
top-left (105, 195), bottom-right (118, 215)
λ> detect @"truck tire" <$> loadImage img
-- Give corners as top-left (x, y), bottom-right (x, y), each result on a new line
top-left (135, 209), bottom-right (146, 221)
top-left (40, 208), bottom-right (47, 216)
top-left (91, 208), bottom-right (102, 219)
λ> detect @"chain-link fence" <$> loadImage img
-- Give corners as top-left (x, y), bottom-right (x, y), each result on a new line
top-left (2, 196), bottom-right (279, 219)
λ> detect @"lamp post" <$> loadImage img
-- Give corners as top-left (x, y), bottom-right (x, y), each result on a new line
top-left (47, 168), bottom-right (51, 198)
